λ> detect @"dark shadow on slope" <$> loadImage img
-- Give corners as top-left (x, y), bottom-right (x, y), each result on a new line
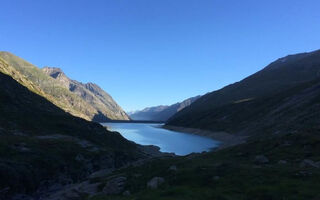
top-left (92, 111), bottom-right (112, 122)
top-left (0, 72), bottom-right (141, 197)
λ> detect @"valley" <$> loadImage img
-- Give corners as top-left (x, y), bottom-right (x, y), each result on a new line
top-left (1, 49), bottom-right (320, 199)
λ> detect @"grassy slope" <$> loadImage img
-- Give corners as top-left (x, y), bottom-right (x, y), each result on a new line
top-left (167, 50), bottom-right (320, 133)
top-left (90, 130), bottom-right (320, 200)
top-left (0, 51), bottom-right (100, 120)
top-left (0, 62), bottom-right (143, 196)
top-left (87, 76), bottom-right (320, 200)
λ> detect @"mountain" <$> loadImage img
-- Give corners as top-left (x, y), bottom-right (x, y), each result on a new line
top-left (0, 57), bottom-right (148, 198)
top-left (77, 50), bottom-right (320, 200)
top-left (53, 75), bottom-right (320, 200)
top-left (167, 49), bottom-right (320, 134)
top-left (0, 51), bottom-right (129, 122)
top-left (129, 96), bottom-right (201, 121)
top-left (42, 67), bottom-right (130, 121)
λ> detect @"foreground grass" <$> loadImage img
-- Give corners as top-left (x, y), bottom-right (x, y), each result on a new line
top-left (89, 130), bottom-right (320, 200)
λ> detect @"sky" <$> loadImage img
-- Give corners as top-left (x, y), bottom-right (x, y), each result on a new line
top-left (1, 0), bottom-right (320, 111)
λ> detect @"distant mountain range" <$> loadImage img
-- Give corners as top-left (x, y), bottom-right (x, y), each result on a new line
top-left (129, 95), bottom-right (201, 121)
top-left (167, 49), bottom-right (320, 135)
top-left (0, 52), bottom-right (129, 122)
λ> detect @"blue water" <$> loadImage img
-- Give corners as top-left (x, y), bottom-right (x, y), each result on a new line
top-left (102, 123), bottom-right (220, 156)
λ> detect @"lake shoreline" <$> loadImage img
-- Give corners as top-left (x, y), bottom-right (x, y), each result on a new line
top-left (162, 125), bottom-right (247, 150)
top-left (103, 122), bottom-right (219, 155)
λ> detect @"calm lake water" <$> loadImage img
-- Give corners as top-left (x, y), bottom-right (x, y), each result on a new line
top-left (102, 123), bottom-right (220, 156)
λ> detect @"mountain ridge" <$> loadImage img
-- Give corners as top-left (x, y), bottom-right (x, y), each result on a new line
top-left (167, 49), bottom-right (320, 134)
top-left (42, 66), bottom-right (130, 121)
top-left (0, 51), bottom-right (129, 121)
top-left (129, 95), bottom-right (200, 121)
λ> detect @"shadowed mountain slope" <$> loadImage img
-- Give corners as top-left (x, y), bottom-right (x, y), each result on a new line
top-left (0, 58), bottom-right (145, 198)
top-left (167, 49), bottom-right (320, 134)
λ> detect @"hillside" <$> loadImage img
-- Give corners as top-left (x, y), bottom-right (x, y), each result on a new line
top-left (66, 53), bottom-right (320, 200)
top-left (129, 96), bottom-right (200, 121)
top-left (0, 52), bottom-right (129, 122)
top-left (167, 49), bottom-right (320, 134)
top-left (48, 77), bottom-right (320, 200)
top-left (42, 67), bottom-right (130, 121)
top-left (0, 58), bottom-right (149, 199)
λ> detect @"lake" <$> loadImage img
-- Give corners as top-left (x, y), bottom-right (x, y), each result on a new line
top-left (102, 123), bottom-right (220, 156)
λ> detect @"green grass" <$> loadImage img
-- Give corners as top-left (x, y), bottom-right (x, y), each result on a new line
top-left (88, 130), bottom-right (320, 200)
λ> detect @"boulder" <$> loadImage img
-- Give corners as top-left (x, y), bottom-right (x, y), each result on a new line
top-left (123, 190), bottom-right (131, 196)
top-left (103, 176), bottom-right (127, 195)
top-left (300, 159), bottom-right (320, 168)
top-left (147, 177), bottom-right (165, 189)
top-left (278, 160), bottom-right (287, 165)
top-left (212, 176), bottom-right (220, 181)
top-left (254, 155), bottom-right (269, 164)
top-left (169, 165), bottom-right (177, 172)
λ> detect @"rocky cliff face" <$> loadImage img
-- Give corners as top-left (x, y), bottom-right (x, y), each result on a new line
top-left (0, 51), bottom-right (129, 122)
top-left (42, 67), bottom-right (130, 121)
top-left (129, 96), bottom-right (200, 121)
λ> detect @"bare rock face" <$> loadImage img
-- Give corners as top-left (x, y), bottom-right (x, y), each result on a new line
top-left (42, 66), bottom-right (130, 121)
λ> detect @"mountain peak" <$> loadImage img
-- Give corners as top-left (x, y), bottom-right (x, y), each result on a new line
top-left (42, 66), bottom-right (65, 76)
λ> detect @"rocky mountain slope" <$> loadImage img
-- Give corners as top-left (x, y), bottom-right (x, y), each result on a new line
top-left (129, 96), bottom-right (200, 121)
top-left (0, 51), bottom-right (129, 122)
top-left (0, 58), bottom-right (150, 199)
top-left (167, 49), bottom-right (320, 134)
top-left (42, 67), bottom-right (129, 121)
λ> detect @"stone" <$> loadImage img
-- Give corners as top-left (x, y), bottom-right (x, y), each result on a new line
top-left (213, 176), bottom-right (220, 181)
top-left (123, 190), bottom-right (131, 196)
top-left (147, 177), bottom-right (165, 189)
top-left (103, 176), bottom-right (127, 195)
top-left (300, 159), bottom-right (320, 168)
top-left (254, 155), bottom-right (269, 164)
top-left (169, 165), bottom-right (177, 171)
top-left (278, 160), bottom-right (287, 165)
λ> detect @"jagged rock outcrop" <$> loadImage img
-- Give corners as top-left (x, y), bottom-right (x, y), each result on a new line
top-left (42, 67), bottom-right (130, 121)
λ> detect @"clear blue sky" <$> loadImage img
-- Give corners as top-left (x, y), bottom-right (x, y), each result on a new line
top-left (1, 0), bottom-right (320, 111)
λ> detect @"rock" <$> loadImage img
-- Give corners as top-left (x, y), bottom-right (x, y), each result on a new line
top-left (11, 194), bottom-right (33, 200)
top-left (78, 181), bottom-right (100, 196)
top-left (147, 177), bottom-right (165, 189)
top-left (75, 154), bottom-right (85, 162)
top-left (89, 169), bottom-right (113, 179)
top-left (169, 165), bottom-right (177, 171)
top-left (133, 173), bottom-right (142, 178)
top-left (12, 143), bottom-right (31, 152)
top-left (103, 176), bottom-right (127, 195)
top-left (300, 159), bottom-right (320, 168)
top-left (254, 155), bottom-right (269, 164)
top-left (123, 190), bottom-right (131, 196)
top-left (213, 176), bottom-right (220, 181)
top-left (278, 160), bottom-right (287, 165)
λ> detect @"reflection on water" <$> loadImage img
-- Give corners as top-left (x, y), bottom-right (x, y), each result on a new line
top-left (102, 123), bottom-right (220, 156)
